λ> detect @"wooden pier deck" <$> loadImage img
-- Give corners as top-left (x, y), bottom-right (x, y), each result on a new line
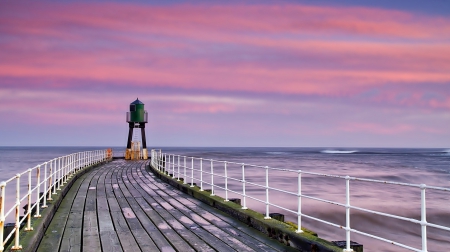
top-left (37, 159), bottom-right (296, 252)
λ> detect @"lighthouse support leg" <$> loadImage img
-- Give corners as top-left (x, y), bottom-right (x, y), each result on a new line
top-left (140, 123), bottom-right (148, 160)
top-left (125, 123), bottom-right (133, 160)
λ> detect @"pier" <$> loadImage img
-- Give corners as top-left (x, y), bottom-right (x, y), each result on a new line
top-left (2, 148), bottom-right (449, 251)
top-left (36, 159), bottom-right (299, 252)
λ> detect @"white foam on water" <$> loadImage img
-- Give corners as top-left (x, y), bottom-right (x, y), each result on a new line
top-left (321, 150), bottom-right (358, 154)
top-left (265, 152), bottom-right (288, 155)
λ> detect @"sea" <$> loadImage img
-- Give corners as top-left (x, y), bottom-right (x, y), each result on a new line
top-left (0, 146), bottom-right (449, 252)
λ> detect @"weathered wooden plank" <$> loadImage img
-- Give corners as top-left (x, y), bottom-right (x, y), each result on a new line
top-left (132, 175), bottom-right (233, 252)
top-left (97, 196), bottom-right (110, 212)
top-left (97, 205), bottom-right (115, 232)
top-left (128, 165), bottom-right (235, 251)
top-left (130, 229), bottom-right (160, 251)
top-left (148, 195), bottom-right (237, 252)
top-left (37, 168), bottom-right (99, 252)
top-left (117, 174), bottom-right (192, 252)
top-left (60, 227), bottom-right (82, 252)
top-left (133, 164), bottom-right (277, 252)
top-left (99, 231), bottom-right (123, 252)
top-left (134, 197), bottom-right (213, 252)
top-left (85, 189), bottom-right (97, 211)
top-left (115, 231), bottom-right (141, 252)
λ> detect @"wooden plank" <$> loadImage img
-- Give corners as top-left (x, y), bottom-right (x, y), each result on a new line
top-left (85, 189), bottom-right (97, 211)
top-left (99, 231), bottom-right (123, 252)
top-left (83, 211), bottom-right (101, 251)
top-left (115, 231), bottom-right (141, 252)
top-left (134, 163), bottom-right (282, 252)
top-left (134, 197), bottom-right (212, 252)
top-left (37, 167), bottom-right (98, 251)
top-left (129, 165), bottom-right (234, 251)
top-left (97, 197), bottom-right (110, 212)
top-left (60, 227), bottom-right (81, 252)
top-left (130, 229), bottom-right (160, 251)
top-left (148, 195), bottom-right (236, 252)
top-left (117, 170), bottom-right (187, 252)
top-left (61, 166), bottom-right (103, 252)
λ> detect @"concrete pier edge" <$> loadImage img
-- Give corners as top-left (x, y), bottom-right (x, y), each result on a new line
top-left (147, 162), bottom-right (350, 252)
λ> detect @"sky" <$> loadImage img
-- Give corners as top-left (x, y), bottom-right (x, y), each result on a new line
top-left (0, 0), bottom-right (449, 148)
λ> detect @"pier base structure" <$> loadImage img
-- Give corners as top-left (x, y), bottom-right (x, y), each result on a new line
top-left (125, 122), bottom-right (148, 160)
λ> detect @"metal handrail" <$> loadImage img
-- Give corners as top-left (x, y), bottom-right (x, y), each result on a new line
top-left (0, 149), bottom-right (113, 251)
top-left (150, 150), bottom-right (450, 252)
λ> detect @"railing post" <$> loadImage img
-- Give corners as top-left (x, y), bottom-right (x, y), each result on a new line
top-left (51, 159), bottom-right (56, 196)
top-left (172, 154), bottom-right (175, 177)
top-left (0, 181), bottom-right (6, 252)
top-left (70, 154), bottom-right (74, 176)
top-left (164, 153), bottom-right (167, 173)
top-left (169, 154), bottom-right (171, 174)
top-left (63, 156), bottom-right (67, 184)
top-left (157, 152), bottom-right (160, 171)
top-left (224, 162), bottom-right (228, 201)
top-left (25, 169), bottom-right (33, 231)
top-left (156, 152), bottom-right (159, 170)
top-left (158, 152), bottom-right (161, 171)
top-left (210, 160), bottom-right (215, 196)
top-left (296, 170), bottom-right (303, 233)
top-left (200, 158), bottom-right (203, 191)
top-left (344, 176), bottom-right (352, 252)
top-left (264, 166), bottom-right (271, 219)
top-left (190, 157), bottom-right (194, 187)
top-left (242, 164), bottom-right (247, 210)
top-left (57, 157), bottom-right (61, 191)
top-left (13, 173), bottom-right (22, 250)
top-left (168, 155), bottom-right (171, 174)
top-left (421, 184), bottom-right (428, 252)
top-left (42, 162), bottom-right (48, 207)
top-left (183, 156), bottom-right (187, 184)
top-left (68, 155), bottom-right (71, 177)
top-left (159, 150), bottom-right (162, 171)
top-left (35, 165), bottom-right (41, 217)
top-left (177, 155), bottom-right (180, 181)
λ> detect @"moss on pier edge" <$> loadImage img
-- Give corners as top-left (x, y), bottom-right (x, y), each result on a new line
top-left (147, 162), bottom-right (349, 252)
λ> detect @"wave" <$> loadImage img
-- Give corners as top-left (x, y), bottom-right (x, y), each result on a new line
top-left (265, 152), bottom-right (289, 155)
top-left (442, 149), bottom-right (450, 154)
top-left (321, 150), bottom-right (358, 154)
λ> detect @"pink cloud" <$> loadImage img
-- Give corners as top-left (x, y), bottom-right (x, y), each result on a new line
top-left (1, 2), bottom-right (449, 111)
top-left (2, 3), bottom-right (449, 39)
top-left (340, 123), bottom-right (414, 135)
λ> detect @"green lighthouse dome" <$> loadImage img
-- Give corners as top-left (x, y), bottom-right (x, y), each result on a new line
top-left (128, 98), bottom-right (146, 123)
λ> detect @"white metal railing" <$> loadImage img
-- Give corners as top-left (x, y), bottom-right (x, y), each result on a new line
top-left (150, 150), bottom-right (450, 252)
top-left (0, 149), bottom-right (113, 251)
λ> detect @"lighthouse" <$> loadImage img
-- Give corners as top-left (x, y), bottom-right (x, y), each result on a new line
top-left (125, 98), bottom-right (148, 160)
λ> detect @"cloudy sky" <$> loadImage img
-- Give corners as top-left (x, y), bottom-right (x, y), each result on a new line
top-left (1, 0), bottom-right (449, 147)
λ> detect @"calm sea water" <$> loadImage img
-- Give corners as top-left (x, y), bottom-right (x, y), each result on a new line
top-left (0, 146), bottom-right (449, 251)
